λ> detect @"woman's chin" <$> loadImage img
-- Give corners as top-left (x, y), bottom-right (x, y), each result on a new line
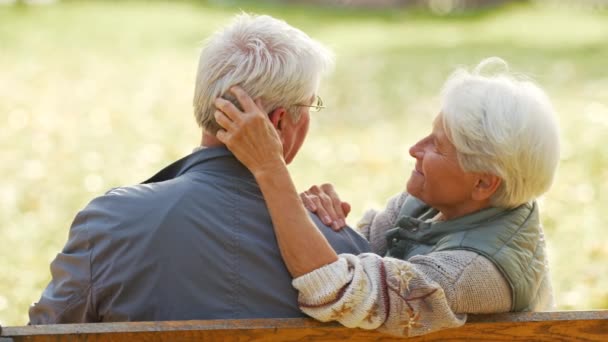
top-left (406, 179), bottom-right (421, 198)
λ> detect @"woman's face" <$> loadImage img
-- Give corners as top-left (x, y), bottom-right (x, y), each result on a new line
top-left (406, 114), bottom-right (480, 219)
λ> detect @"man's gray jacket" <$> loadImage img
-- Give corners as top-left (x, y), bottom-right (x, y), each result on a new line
top-left (29, 147), bottom-right (370, 323)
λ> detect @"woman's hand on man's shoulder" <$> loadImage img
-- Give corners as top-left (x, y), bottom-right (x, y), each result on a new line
top-left (301, 183), bottom-right (351, 231)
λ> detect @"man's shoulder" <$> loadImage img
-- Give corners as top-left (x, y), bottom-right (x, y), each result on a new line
top-left (92, 176), bottom-right (191, 209)
top-left (79, 168), bottom-right (258, 233)
top-left (309, 213), bottom-right (371, 254)
top-left (75, 176), bottom-right (197, 233)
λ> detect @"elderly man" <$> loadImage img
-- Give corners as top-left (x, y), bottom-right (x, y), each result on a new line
top-left (29, 14), bottom-right (369, 324)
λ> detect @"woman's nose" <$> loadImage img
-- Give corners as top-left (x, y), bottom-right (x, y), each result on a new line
top-left (409, 141), bottom-right (424, 159)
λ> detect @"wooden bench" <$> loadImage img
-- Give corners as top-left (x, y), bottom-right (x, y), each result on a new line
top-left (1, 311), bottom-right (606, 341)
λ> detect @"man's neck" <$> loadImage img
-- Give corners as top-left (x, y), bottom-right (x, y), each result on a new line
top-left (201, 131), bottom-right (224, 148)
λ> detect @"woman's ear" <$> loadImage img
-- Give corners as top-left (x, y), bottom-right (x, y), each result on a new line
top-left (472, 174), bottom-right (501, 201)
top-left (268, 107), bottom-right (287, 131)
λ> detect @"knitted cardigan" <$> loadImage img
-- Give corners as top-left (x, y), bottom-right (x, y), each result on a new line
top-left (292, 192), bottom-right (553, 337)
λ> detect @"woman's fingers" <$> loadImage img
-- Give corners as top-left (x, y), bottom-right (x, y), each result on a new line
top-left (214, 86), bottom-right (265, 130)
top-left (213, 87), bottom-right (285, 176)
top-left (309, 196), bottom-right (332, 227)
top-left (214, 87), bottom-right (269, 136)
top-left (214, 97), bottom-right (242, 123)
top-left (216, 128), bottom-right (230, 145)
top-left (214, 110), bottom-right (234, 131)
top-left (300, 192), bottom-right (318, 212)
top-left (316, 184), bottom-right (347, 228)
top-left (320, 183), bottom-right (348, 228)
top-left (318, 193), bottom-right (339, 229)
top-left (305, 185), bottom-right (349, 231)
top-left (341, 202), bottom-right (352, 218)
top-left (230, 86), bottom-right (258, 114)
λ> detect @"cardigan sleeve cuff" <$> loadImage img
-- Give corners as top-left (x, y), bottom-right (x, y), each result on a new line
top-left (292, 254), bottom-right (355, 304)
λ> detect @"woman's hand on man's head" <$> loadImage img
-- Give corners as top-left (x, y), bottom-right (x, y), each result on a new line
top-left (301, 183), bottom-right (351, 231)
top-left (215, 87), bottom-right (350, 231)
top-left (214, 86), bottom-right (285, 178)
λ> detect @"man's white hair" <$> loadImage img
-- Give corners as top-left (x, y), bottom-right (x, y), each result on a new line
top-left (440, 57), bottom-right (560, 208)
top-left (193, 13), bottom-right (334, 134)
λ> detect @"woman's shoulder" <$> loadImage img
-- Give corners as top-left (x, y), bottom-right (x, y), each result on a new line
top-left (409, 250), bottom-right (512, 313)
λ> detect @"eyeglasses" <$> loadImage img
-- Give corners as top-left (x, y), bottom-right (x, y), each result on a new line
top-left (295, 95), bottom-right (325, 112)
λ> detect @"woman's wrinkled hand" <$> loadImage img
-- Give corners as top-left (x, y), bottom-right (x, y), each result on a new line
top-left (214, 86), bottom-right (285, 177)
top-left (301, 183), bottom-right (351, 231)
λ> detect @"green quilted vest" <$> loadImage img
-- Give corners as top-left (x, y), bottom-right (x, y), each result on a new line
top-left (385, 196), bottom-right (549, 311)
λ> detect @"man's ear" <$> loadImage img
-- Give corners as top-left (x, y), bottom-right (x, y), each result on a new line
top-left (472, 173), bottom-right (501, 201)
top-left (268, 107), bottom-right (287, 131)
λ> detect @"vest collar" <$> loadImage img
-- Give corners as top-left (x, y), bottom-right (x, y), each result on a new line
top-left (396, 198), bottom-right (513, 243)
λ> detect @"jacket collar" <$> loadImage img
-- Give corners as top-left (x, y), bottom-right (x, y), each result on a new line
top-left (142, 146), bottom-right (251, 184)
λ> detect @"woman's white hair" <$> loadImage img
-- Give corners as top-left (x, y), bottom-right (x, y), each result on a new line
top-left (440, 57), bottom-right (560, 208)
top-left (193, 13), bottom-right (334, 134)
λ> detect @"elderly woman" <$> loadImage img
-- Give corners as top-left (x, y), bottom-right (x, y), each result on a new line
top-left (213, 58), bottom-right (560, 336)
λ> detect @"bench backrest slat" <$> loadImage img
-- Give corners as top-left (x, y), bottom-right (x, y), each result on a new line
top-left (1, 311), bottom-right (607, 341)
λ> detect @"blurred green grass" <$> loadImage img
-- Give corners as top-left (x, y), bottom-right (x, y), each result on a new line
top-left (1, 0), bottom-right (608, 326)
